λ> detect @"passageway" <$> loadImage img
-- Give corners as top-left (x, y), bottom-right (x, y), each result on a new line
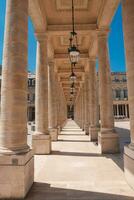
top-left (26, 120), bottom-right (134, 200)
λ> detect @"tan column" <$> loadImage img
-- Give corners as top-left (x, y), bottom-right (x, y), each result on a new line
top-left (89, 59), bottom-right (98, 141)
top-left (81, 85), bottom-right (85, 130)
top-left (0, 1), bottom-right (33, 198)
top-left (59, 85), bottom-right (63, 128)
top-left (79, 89), bottom-right (82, 128)
top-left (122, 0), bottom-right (134, 189)
top-left (84, 75), bottom-right (89, 134)
top-left (48, 60), bottom-right (58, 141)
top-left (32, 34), bottom-right (51, 155)
top-left (77, 96), bottom-right (80, 126)
top-left (96, 75), bottom-right (100, 128)
top-left (98, 31), bottom-right (119, 153)
top-left (56, 77), bottom-right (61, 134)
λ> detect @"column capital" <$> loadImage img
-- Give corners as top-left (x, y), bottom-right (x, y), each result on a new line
top-left (35, 32), bottom-right (48, 42)
top-left (97, 28), bottom-right (110, 38)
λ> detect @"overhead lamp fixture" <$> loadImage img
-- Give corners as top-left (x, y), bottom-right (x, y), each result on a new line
top-left (68, 0), bottom-right (80, 64)
top-left (69, 63), bottom-right (77, 81)
top-left (70, 81), bottom-right (76, 93)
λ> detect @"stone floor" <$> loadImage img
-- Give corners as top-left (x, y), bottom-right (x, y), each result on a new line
top-left (26, 120), bottom-right (134, 200)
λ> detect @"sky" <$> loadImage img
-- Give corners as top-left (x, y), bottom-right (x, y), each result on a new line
top-left (0, 1), bottom-right (126, 73)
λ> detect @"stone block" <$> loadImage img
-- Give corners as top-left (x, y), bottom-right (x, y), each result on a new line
top-left (84, 124), bottom-right (89, 135)
top-left (89, 126), bottom-right (98, 141)
top-left (32, 133), bottom-right (51, 154)
top-left (0, 150), bottom-right (34, 199)
top-left (124, 145), bottom-right (134, 190)
top-left (49, 128), bottom-right (58, 141)
top-left (98, 131), bottom-right (119, 153)
top-left (57, 126), bottom-right (61, 135)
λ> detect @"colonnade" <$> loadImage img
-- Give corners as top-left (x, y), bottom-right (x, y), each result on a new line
top-left (0, 0), bottom-right (67, 198)
top-left (75, 35), bottom-right (119, 153)
top-left (0, 0), bottom-right (134, 198)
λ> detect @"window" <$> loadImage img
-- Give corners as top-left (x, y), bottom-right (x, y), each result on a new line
top-left (114, 76), bottom-right (120, 82)
top-left (115, 89), bottom-right (121, 99)
top-left (32, 79), bottom-right (35, 86)
top-left (124, 89), bottom-right (128, 98)
top-left (122, 75), bottom-right (127, 82)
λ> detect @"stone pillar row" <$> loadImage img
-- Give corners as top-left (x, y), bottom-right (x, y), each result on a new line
top-left (1, 0), bottom-right (134, 198)
top-left (74, 33), bottom-right (119, 152)
top-left (0, 1), bottom-right (68, 198)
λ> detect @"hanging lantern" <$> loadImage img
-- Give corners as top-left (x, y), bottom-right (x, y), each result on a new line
top-left (68, 0), bottom-right (80, 64)
top-left (70, 71), bottom-right (77, 82)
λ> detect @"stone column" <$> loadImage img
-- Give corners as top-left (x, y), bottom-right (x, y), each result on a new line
top-left (89, 58), bottom-right (98, 141)
top-left (32, 33), bottom-right (51, 155)
top-left (98, 31), bottom-right (119, 153)
top-left (0, 1), bottom-right (34, 198)
top-left (56, 76), bottom-right (61, 134)
top-left (79, 89), bottom-right (83, 128)
top-left (48, 60), bottom-right (58, 141)
top-left (122, 0), bottom-right (134, 189)
top-left (84, 73), bottom-right (89, 135)
top-left (81, 84), bottom-right (85, 130)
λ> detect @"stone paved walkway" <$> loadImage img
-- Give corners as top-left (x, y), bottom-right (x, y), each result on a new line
top-left (26, 120), bottom-right (134, 200)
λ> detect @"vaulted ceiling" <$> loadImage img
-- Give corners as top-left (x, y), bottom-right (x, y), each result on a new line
top-left (29, 0), bottom-right (120, 104)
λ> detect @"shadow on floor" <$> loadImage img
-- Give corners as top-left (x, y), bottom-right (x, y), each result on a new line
top-left (62, 130), bottom-right (83, 132)
top-left (25, 182), bottom-right (134, 200)
top-left (115, 127), bottom-right (131, 152)
top-left (60, 133), bottom-right (86, 136)
top-left (58, 139), bottom-right (90, 143)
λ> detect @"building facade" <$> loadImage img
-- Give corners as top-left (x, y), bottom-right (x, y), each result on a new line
top-left (28, 71), bottom-right (130, 121)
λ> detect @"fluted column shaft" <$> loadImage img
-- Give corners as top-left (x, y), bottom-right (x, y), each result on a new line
top-left (88, 59), bottom-right (98, 140)
top-left (98, 33), bottom-right (114, 130)
top-left (35, 35), bottom-right (48, 134)
top-left (48, 60), bottom-right (57, 129)
top-left (81, 85), bottom-right (85, 130)
top-left (98, 31), bottom-right (119, 153)
top-left (84, 74), bottom-right (89, 134)
top-left (122, 0), bottom-right (134, 144)
top-left (122, 0), bottom-right (134, 189)
top-left (0, 0), bottom-right (29, 154)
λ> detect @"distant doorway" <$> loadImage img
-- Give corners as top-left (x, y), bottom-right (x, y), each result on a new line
top-left (67, 105), bottom-right (74, 120)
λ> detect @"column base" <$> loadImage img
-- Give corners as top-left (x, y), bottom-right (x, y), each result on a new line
top-left (98, 130), bottom-right (119, 153)
top-left (32, 133), bottom-right (51, 155)
top-left (89, 126), bottom-right (98, 141)
top-left (0, 150), bottom-right (34, 199)
top-left (57, 126), bottom-right (61, 135)
top-left (84, 124), bottom-right (89, 135)
top-left (124, 145), bottom-right (134, 190)
top-left (49, 128), bottom-right (58, 141)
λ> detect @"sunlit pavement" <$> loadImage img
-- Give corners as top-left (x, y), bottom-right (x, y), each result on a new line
top-left (26, 120), bottom-right (134, 200)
